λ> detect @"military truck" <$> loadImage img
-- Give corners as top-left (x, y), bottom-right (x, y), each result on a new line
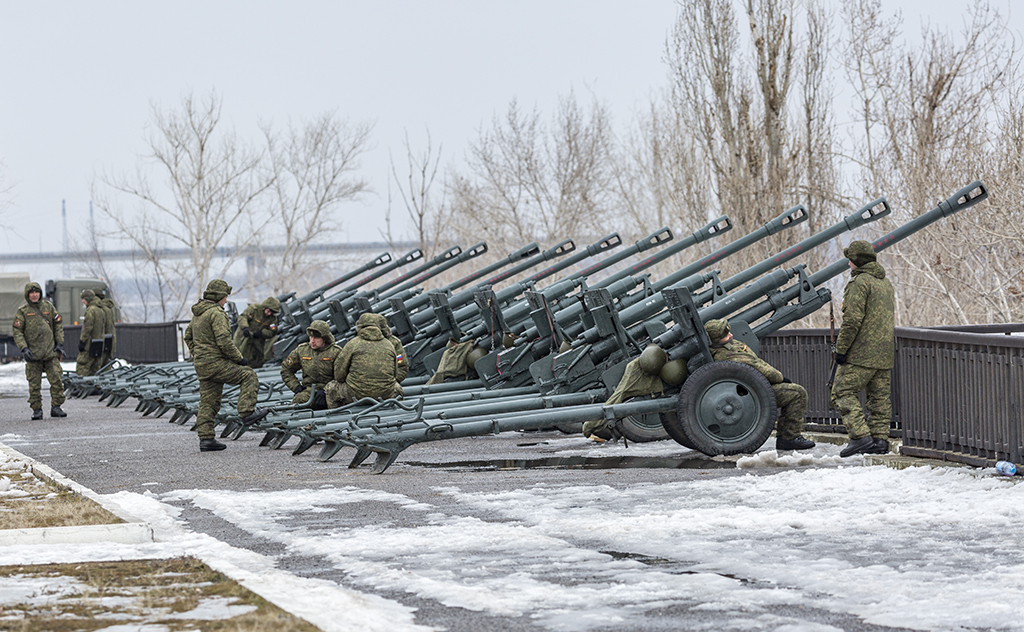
top-left (45, 277), bottom-right (110, 326)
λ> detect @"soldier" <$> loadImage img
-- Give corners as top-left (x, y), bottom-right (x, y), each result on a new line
top-left (369, 312), bottom-right (408, 384)
top-left (75, 289), bottom-right (105, 376)
top-left (832, 240), bottom-right (895, 457)
top-left (704, 319), bottom-right (815, 451)
top-left (94, 288), bottom-right (116, 369)
top-left (12, 281), bottom-right (67, 419)
top-left (326, 311), bottom-right (402, 407)
top-left (232, 296), bottom-right (281, 368)
top-left (184, 279), bottom-right (268, 452)
top-left (280, 320), bottom-right (343, 409)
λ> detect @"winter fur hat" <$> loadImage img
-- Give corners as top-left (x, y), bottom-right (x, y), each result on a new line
top-left (844, 240), bottom-right (877, 267)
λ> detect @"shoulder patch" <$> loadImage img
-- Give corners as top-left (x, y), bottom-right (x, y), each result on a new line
top-left (54, 313), bottom-right (62, 323)
top-left (13, 319), bottom-right (22, 328)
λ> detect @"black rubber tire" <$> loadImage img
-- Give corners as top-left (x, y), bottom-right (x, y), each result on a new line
top-left (660, 411), bottom-right (698, 450)
top-left (674, 361), bottom-right (777, 456)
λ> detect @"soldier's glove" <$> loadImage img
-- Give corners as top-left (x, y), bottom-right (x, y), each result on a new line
top-left (54, 344), bottom-right (64, 359)
top-left (781, 377), bottom-right (792, 383)
top-left (242, 327), bottom-right (252, 338)
top-left (21, 348), bottom-right (34, 362)
top-left (835, 353), bottom-right (847, 365)
top-left (292, 385), bottom-right (303, 394)
top-left (252, 329), bottom-right (263, 340)
top-left (312, 389), bottom-right (328, 410)
top-left (238, 358), bottom-right (250, 366)
top-left (78, 340), bottom-right (86, 353)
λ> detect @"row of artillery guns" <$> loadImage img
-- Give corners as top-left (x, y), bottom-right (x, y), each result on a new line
top-left (65, 182), bottom-right (988, 474)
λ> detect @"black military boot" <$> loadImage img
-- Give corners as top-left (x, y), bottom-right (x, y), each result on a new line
top-left (50, 405), bottom-right (67, 418)
top-left (239, 408), bottom-right (269, 427)
top-left (776, 436), bottom-right (815, 451)
top-left (200, 438), bottom-right (227, 452)
top-left (31, 409), bottom-right (43, 420)
top-left (867, 437), bottom-right (890, 454)
top-left (840, 435), bottom-right (876, 457)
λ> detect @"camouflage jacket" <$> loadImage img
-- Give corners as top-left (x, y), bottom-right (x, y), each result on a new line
top-left (100, 298), bottom-right (115, 338)
top-left (232, 302), bottom-right (279, 357)
top-left (81, 297), bottom-right (106, 344)
top-left (12, 282), bottom-right (63, 361)
top-left (709, 339), bottom-right (783, 385)
top-left (184, 299), bottom-right (244, 365)
top-left (280, 322), bottom-right (342, 391)
top-left (367, 313), bottom-right (408, 383)
top-left (334, 320), bottom-right (398, 398)
top-left (836, 261), bottom-right (895, 369)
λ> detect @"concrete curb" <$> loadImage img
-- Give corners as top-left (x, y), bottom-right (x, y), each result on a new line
top-left (0, 442), bottom-right (155, 546)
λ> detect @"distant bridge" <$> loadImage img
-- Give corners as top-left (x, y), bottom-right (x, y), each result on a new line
top-left (0, 242), bottom-right (421, 265)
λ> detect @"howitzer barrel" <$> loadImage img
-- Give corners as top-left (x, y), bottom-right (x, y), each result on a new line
top-left (732, 181), bottom-right (988, 339)
top-left (294, 252), bottom-right (391, 305)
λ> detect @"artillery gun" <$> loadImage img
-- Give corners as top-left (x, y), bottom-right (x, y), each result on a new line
top-left (252, 183), bottom-right (984, 473)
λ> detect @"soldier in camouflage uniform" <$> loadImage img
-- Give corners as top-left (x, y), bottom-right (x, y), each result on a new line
top-left (75, 289), bottom-right (105, 377)
top-left (12, 281), bottom-right (67, 419)
top-left (280, 320), bottom-right (343, 409)
top-left (705, 319), bottom-right (815, 451)
top-left (184, 279), bottom-right (268, 452)
top-left (369, 312), bottom-right (408, 384)
top-left (232, 296), bottom-right (280, 368)
top-left (94, 288), bottom-right (116, 368)
top-left (832, 240), bottom-right (895, 457)
top-left (326, 311), bottom-right (402, 407)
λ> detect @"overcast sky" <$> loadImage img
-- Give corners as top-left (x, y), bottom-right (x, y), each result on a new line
top-left (0, 0), bottom-right (1018, 256)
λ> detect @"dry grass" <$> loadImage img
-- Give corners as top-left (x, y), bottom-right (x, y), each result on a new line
top-left (0, 557), bottom-right (322, 631)
top-left (0, 465), bottom-right (122, 530)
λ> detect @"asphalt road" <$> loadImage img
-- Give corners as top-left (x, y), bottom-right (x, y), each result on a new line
top-left (0, 392), bottom-right (918, 632)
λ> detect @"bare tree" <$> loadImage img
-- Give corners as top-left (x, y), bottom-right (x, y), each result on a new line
top-left (841, 0), bottom-right (1020, 325)
top-left (447, 93), bottom-right (616, 254)
top-left (93, 90), bottom-right (274, 319)
top-left (253, 112), bottom-right (374, 297)
top-left (384, 128), bottom-right (451, 259)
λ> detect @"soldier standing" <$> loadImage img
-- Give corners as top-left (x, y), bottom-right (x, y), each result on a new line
top-left (94, 288), bottom-right (116, 368)
top-left (280, 320), bottom-right (342, 409)
top-left (184, 279), bottom-right (268, 452)
top-left (231, 296), bottom-right (280, 368)
top-left (832, 240), bottom-right (895, 457)
top-left (704, 319), bottom-right (815, 451)
top-left (326, 311), bottom-right (402, 407)
top-left (12, 281), bottom-right (67, 419)
top-left (75, 289), bottom-right (105, 376)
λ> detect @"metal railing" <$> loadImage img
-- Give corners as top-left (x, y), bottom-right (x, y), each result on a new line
top-left (761, 324), bottom-right (1024, 466)
top-left (63, 322), bottom-right (184, 365)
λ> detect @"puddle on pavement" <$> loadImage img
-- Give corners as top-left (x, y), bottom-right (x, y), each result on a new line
top-left (404, 454), bottom-right (735, 471)
top-left (600, 550), bottom-right (756, 584)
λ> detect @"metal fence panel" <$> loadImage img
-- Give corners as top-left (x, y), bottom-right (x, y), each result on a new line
top-left (63, 323), bottom-right (181, 365)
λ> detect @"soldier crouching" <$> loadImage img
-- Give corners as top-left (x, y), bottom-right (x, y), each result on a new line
top-left (326, 312), bottom-right (403, 407)
top-left (280, 320), bottom-right (342, 410)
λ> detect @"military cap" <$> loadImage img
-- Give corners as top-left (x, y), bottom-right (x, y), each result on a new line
top-left (93, 288), bottom-right (106, 299)
top-left (203, 279), bottom-right (232, 302)
top-left (80, 289), bottom-right (96, 301)
top-left (262, 296), bottom-right (281, 313)
top-left (306, 320), bottom-right (331, 339)
top-left (704, 319), bottom-right (730, 342)
top-left (844, 240), bottom-right (877, 267)
top-left (355, 311), bottom-right (378, 329)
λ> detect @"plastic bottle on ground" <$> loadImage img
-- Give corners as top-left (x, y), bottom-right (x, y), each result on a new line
top-left (994, 461), bottom-right (1017, 476)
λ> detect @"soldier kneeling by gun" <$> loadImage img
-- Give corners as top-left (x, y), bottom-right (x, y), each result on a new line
top-left (280, 320), bottom-right (341, 410)
top-left (326, 312), bottom-right (403, 407)
top-left (704, 319), bottom-right (815, 451)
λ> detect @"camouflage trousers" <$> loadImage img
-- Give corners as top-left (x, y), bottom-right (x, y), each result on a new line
top-left (75, 350), bottom-right (102, 376)
top-left (831, 364), bottom-right (891, 440)
top-left (194, 360), bottom-right (258, 440)
top-left (325, 380), bottom-right (403, 408)
top-left (772, 382), bottom-right (808, 440)
top-left (25, 358), bottom-right (65, 411)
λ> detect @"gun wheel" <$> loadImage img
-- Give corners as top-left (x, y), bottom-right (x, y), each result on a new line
top-left (659, 411), bottom-right (697, 450)
top-left (617, 397), bottom-right (670, 442)
top-left (671, 361), bottom-right (776, 456)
